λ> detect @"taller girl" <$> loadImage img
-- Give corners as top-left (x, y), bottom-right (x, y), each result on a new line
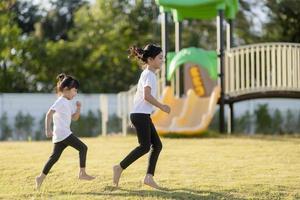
top-left (113, 44), bottom-right (171, 189)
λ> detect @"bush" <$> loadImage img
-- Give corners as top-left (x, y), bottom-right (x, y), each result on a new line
top-left (71, 110), bottom-right (101, 137)
top-left (0, 112), bottom-right (12, 140)
top-left (14, 111), bottom-right (34, 140)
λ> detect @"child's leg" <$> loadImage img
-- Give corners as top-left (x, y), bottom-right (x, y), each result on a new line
top-left (36, 142), bottom-right (67, 189)
top-left (113, 164), bottom-right (123, 187)
top-left (119, 114), bottom-right (151, 169)
top-left (147, 120), bottom-right (162, 175)
top-left (144, 120), bottom-right (163, 190)
top-left (113, 114), bottom-right (151, 186)
top-left (64, 134), bottom-right (94, 180)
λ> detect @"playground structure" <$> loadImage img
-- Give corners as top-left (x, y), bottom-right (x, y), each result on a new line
top-left (117, 0), bottom-right (300, 135)
top-left (151, 47), bottom-right (221, 134)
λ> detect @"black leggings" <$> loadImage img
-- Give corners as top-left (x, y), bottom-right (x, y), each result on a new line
top-left (42, 134), bottom-right (88, 175)
top-left (120, 113), bottom-right (162, 175)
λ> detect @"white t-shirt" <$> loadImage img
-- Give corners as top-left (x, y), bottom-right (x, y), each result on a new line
top-left (50, 96), bottom-right (76, 143)
top-left (131, 68), bottom-right (157, 114)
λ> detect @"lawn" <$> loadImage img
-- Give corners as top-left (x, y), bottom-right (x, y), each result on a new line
top-left (0, 135), bottom-right (299, 199)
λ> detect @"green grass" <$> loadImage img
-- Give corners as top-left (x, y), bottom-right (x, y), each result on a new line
top-left (0, 135), bottom-right (300, 199)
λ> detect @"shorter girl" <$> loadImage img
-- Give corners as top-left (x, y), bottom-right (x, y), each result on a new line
top-left (35, 73), bottom-right (94, 190)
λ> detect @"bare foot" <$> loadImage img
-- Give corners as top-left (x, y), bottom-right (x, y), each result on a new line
top-left (113, 165), bottom-right (123, 187)
top-left (79, 173), bottom-right (95, 180)
top-left (144, 174), bottom-right (163, 190)
top-left (35, 175), bottom-right (45, 190)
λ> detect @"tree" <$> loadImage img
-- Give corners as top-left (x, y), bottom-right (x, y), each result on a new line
top-left (12, 1), bottom-right (42, 34)
top-left (235, 111), bottom-right (252, 134)
top-left (34, 0), bottom-right (87, 41)
top-left (34, 114), bottom-right (47, 141)
top-left (284, 109), bottom-right (296, 134)
top-left (0, 0), bottom-right (31, 92)
top-left (254, 104), bottom-right (272, 134)
top-left (5, 0), bottom-right (164, 93)
top-left (208, 108), bottom-right (219, 132)
top-left (107, 114), bottom-right (122, 133)
top-left (14, 111), bottom-right (35, 140)
top-left (59, 0), bottom-right (161, 92)
top-left (234, 0), bottom-right (264, 45)
top-left (271, 109), bottom-right (283, 134)
top-left (71, 110), bottom-right (101, 137)
top-left (296, 111), bottom-right (300, 134)
top-left (2, 0), bottom-right (274, 93)
top-left (0, 112), bottom-right (12, 140)
top-left (263, 0), bottom-right (300, 42)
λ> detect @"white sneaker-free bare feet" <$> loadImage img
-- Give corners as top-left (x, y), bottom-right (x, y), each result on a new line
top-left (78, 168), bottom-right (95, 180)
top-left (144, 174), bottom-right (163, 190)
top-left (79, 173), bottom-right (95, 180)
top-left (113, 164), bottom-right (123, 187)
top-left (35, 174), bottom-right (46, 190)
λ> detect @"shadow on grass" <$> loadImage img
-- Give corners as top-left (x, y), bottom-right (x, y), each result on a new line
top-left (163, 131), bottom-right (300, 142)
top-left (228, 133), bottom-right (300, 143)
top-left (39, 186), bottom-right (245, 200)
top-left (161, 130), bottom-right (222, 139)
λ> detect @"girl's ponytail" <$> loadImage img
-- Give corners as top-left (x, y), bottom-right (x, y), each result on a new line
top-left (128, 44), bottom-right (162, 66)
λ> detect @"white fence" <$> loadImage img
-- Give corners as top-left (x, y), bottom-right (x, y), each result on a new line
top-left (0, 93), bottom-right (119, 139)
top-left (117, 85), bottom-right (137, 136)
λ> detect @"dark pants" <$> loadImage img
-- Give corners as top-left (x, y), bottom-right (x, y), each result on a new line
top-left (120, 113), bottom-right (162, 175)
top-left (42, 134), bottom-right (88, 175)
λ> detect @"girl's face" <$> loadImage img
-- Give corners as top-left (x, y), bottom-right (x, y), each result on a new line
top-left (148, 52), bottom-right (164, 70)
top-left (62, 88), bottom-right (78, 100)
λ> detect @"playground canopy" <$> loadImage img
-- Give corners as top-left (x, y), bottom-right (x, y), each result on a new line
top-left (155, 0), bottom-right (239, 21)
top-left (167, 47), bottom-right (218, 81)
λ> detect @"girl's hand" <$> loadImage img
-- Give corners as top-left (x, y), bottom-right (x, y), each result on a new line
top-left (129, 122), bottom-right (134, 128)
top-left (46, 130), bottom-right (53, 138)
top-left (161, 104), bottom-right (171, 114)
top-left (76, 101), bottom-right (81, 109)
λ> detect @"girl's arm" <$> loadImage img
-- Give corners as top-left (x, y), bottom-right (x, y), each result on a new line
top-left (72, 101), bottom-right (81, 121)
top-left (45, 110), bottom-right (55, 137)
top-left (144, 86), bottom-right (170, 113)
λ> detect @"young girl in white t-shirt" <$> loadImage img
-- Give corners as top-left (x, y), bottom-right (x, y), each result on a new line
top-left (113, 44), bottom-right (171, 189)
top-left (35, 74), bottom-right (95, 189)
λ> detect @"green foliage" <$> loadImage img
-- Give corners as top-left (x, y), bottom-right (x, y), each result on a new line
top-left (296, 112), bottom-right (300, 131)
top-left (37, 0), bottom-right (88, 40)
top-left (2, 0), bottom-right (298, 92)
top-left (235, 110), bottom-right (252, 133)
top-left (12, 0), bottom-right (41, 34)
top-left (284, 109), bottom-right (296, 134)
top-left (14, 111), bottom-right (35, 140)
top-left (71, 110), bottom-right (101, 137)
top-left (0, 1), bottom-right (30, 92)
top-left (208, 108), bottom-right (220, 132)
top-left (263, 0), bottom-right (300, 42)
top-left (254, 104), bottom-right (272, 134)
top-left (232, 105), bottom-right (299, 135)
top-left (1, 109), bottom-right (124, 141)
top-left (1, 0), bottom-right (163, 93)
top-left (0, 112), bottom-right (12, 140)
top-left (34, 114), bottom-right (48, 141)
top-left (272, 109), bottom-right (283, 134)
top-left (107, 113), bottom-right (122, 133)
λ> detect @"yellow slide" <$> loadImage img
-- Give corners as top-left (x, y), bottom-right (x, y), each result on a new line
top-left (151, 86), bottom-right (221, 135)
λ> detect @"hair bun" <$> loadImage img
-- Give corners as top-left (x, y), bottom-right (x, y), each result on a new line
top-left (56, 73), bottom-right (66, 81)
